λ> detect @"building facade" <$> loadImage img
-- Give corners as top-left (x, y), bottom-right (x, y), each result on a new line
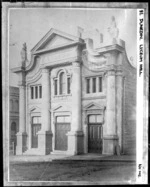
top-left (9, 86), bottom-right (19, 155)
top-left (12, 22), bottom-right (136, 155)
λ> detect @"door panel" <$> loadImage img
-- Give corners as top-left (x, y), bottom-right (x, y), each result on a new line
top-left (55, 123), bottom-right (70, 151)
top-left (32, 124), bottom-right (41, 148)
top-left (88, 124), bottom-right (103, 153)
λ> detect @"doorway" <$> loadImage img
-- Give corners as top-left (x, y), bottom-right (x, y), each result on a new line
top-left (88, 114), bottom-right (103, 153)
top-left (31, 116), bottom-right (41, 148)
top-left (55, 116), bottom-right (70, 151)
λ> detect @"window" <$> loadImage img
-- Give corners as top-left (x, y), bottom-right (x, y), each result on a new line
top-left (35, 86), bottom-right (38, 99)
top-left (31, 85), bottom-right (42, 99)
top-left (99, 77), bottom-right (102, 92)
top-left (88, 114), bottom-right (102, 123)
top-left (86, 76), bottom-right (103, 94)
top-left (92, 78), bottom-right (96, 93)
top-left (60, 72), bottom-right (65, 95)
top-left (56, 116), bottom-right (71, 123)
top-left (32, 116), bottom-right (41, 124)
top-left (39, 86), bottom-right (42, 98)
top-left (67, 77), bottom-right (71, 94)
top-left (54, 70), bottom-right (71, 96)
top-left (86, 79), bottom-right (90, 93)
top-left (54, 80), bottom-right (57, 95)
top-left (31, 87), bottom-right (34, 99)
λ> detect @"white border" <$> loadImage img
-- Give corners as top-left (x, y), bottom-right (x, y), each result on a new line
top-left (136, 9), bottom-right (144, 184)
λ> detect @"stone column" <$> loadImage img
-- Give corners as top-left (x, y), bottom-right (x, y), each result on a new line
top-left (103, 70), bottom-right (118, 155)
top-left (37, 68), bottom-right (53, 155)
top-left (116, 70), bottom-right (123, 153)
top-left (16, 71), bottom-right (27, 155)
top-left (67, 61), bottom-right (83, 155)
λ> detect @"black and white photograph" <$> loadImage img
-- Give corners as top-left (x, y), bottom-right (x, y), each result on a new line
top-left (2, 2), bottom-right (148, 186)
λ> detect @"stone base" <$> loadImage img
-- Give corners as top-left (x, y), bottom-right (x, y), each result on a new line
top-left (16, 132), bottom-right (27, 155)
top-left (37, 130), bottom-right (53, 155)
top-left (103, 135), bottom-right (119, 155)
top-left (66, 131), bottom-right (84, 155)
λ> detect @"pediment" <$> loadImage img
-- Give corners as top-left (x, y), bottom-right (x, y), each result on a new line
top-left (38, 35), bottom-right (73, 51)
top-left (83, 102), bottom-right (105, 111)
top-left (30, 106), bottom-right (41, 113)
top-left (52, 105), bottom-right (70, 112)
top-left (31, 28), bottom-right (80, 53)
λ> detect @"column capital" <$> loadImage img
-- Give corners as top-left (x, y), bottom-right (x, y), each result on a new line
top-left (116, 70), bottom-right (123, 76)
top-left (41, 68), bottom-right (50, 73)
top-left (72, 61), bottom-right (81, 67)
top-left (106, 70), bottom-right (116, 76)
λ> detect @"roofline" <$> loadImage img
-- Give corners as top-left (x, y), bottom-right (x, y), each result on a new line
top-left (30, 28), bottom-right (84, 53)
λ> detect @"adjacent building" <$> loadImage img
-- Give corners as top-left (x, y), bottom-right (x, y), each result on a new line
top-left (12, 19), bottom-right (136, 156)
top-left (9, 86), bottom-right (19, 155)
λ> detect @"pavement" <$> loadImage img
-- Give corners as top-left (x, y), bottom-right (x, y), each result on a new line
top-left (9, 153), bottom-right (136, 163)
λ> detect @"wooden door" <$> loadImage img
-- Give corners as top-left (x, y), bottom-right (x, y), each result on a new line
top-left (88, 115), bottom-right (103, 153)
top-left (55, 116), bottom-right (70, 151)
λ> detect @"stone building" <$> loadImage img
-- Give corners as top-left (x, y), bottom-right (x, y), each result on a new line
top-left (9, 86), bottom-right (19, 155)
top-left (12, 19), bottom-right (136, 156)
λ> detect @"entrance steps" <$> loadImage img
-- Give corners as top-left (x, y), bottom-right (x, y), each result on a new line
top-left (51, 150), bottom-right (68, 155)
top-left (23, 148), bottom-right (40, 155)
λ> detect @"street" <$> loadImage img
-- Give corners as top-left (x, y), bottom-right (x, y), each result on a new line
top-left (9, 161), bottom-right (136, 183)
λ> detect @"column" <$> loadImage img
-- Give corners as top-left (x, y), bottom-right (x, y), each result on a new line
top-left (116, 70), bottom-right (123, 154)
top-left (67, 61), bottom-right (83, 155)
top-left (16, 71), bottom-right (27, 155)
top-left (103, 70), bottom-right (118, 155)
top-left (37, 68), bottom-right (53, 155)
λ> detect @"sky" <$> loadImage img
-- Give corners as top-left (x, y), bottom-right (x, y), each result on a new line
top-left (9, 8), bottom-right (137, 86)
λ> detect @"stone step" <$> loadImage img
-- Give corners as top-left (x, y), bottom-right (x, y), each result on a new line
top-left (23, 148), bottom-right (39, 155)
top-left (51, 150), bottom-right (68, 155)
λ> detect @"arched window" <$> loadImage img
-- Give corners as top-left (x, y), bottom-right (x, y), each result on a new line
top-left (59, 72), bottom-right (66, 95)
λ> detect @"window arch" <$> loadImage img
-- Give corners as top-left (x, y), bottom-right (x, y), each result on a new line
top-left (54, 69), bottom-right (71, 96)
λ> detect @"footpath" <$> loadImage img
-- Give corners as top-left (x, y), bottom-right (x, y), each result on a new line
top-left (9, 154), bottom-right (136, 163)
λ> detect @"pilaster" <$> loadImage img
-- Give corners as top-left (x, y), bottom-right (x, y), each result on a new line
top-left (37, 68), bottom-right (52, 155)
top-left (116, 70), bottom-right (123, 153)
top-left (103, 69), bottom-right (118, 155)
top-left (16, 69), bottom-right (27, 155)
top-left (67, 61), bottom-right (84, 155)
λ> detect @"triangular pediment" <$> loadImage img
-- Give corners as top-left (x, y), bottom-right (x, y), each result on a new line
top-left (52, 105), bottom-right (70, 112)
top-left (38, 35), bottom-right (73, 51)
top-left (30, 106), bottom-right (41, 113)
top-left (31, 28), bottom-right (80, 53)
top-left (83, 102), bottom-right (105, 111)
